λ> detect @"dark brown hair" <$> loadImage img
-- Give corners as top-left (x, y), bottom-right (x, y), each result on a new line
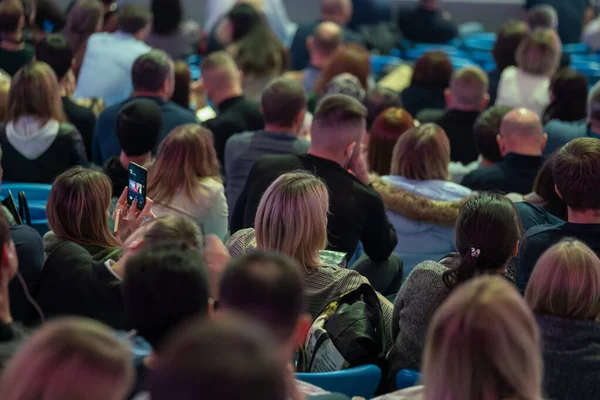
top-left (542, 68), bottom-right (588, 124)
top-left (117, 4), bottom-right (151, 34)
top-left (532, 151), bottom-right (567, 220)
top-left (261, 77), bottom-right (307, 127)
top-left (368, 107), bottom-right (414, 176)
top-left (171, 61), bottom-right (191, 109)
top-left (315, 43), bottom-right (371, 93)
top-left (493, 20), bottom-right (530, 72)
top-left (0, 0), bottom-right (23, 33)
top-left (411, 51), bottom-right (453, 88)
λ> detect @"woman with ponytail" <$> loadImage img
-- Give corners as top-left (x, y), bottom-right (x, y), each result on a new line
top-left (386, 192), bottom-right (522, 384)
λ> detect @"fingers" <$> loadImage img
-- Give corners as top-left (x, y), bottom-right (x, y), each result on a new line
top-left (136, 197), bottom-right (155, 224)
top-left (117, 187), bottom-right (128, 204)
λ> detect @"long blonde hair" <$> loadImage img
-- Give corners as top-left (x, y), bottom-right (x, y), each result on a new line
top-left (255, 172), bottom-right (329, 269)
top-left (7, 62), bottom-right (66, 123)
top-left (0, 317), bottom-right (134, 400)
top-left (423, 276), bottom-right (542, 400)
top-left (148, 124), bottom-right (221, 205)
top-left (525, 239), bottom-right (600, 320)
top-left (46, 167), bottom-right (121, 249)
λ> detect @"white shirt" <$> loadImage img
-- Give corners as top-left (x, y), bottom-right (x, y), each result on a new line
top-left (495, 66), bottom-right (551, 117)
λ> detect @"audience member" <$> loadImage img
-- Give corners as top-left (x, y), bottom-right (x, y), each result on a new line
top-left (228, 171), bottom-right (395, 346)
top-left (33, 0), bottom-right (67, 36)
top-left (418, 66), bottom-right (490, 165)
top-left (489, 20), bottom-right (529, 104)
top-left (525, 239), bottom-right (600, 400)
top-left (74, 4), bottom-right (152, 106)
top-left (149, 125), bottom-right (228, 240)
top-left (0, 71), bottom-right (10, 121)
top-left (0, 62), bottom-right (88, 183)
top-left (396, 0), bottom-right (458, 44)
top-left (462, 108), bottom-right (546, 194)
top-left (542, 68), bottom-right (588, 124)
top-left (364, 87), bottom-right (402, 130)
top-left (381, 276), bottom-right (542, 400)
top-left (92, 50), bottom-right (197, 166)
top-left (368, 107), bottom-right (414, 176)
top-left (63, 0), bottom-right (103, 78)
top-left (0, 0), bottom-right (34, 77)
top-left (35, 34), bottom-right (97, 160)
top-left (583, 13), bottom-right (600, 51)
top-left (495, 28), bottom-right (561, 116)
top-left (526, 4), bottom-right (558, 30)
top-left (0, 317), bottom-right (134, 400)
top-left (516, 137), bottom-right (600, 291)
top-left (290, 0), bottom-right (363, 70)
top-left (225, 78), bottom-right (308, 215)
top-left (401, 51), bottom-right (452, 117)
top-left (171, 61), bottom-right (191, 110)
top-left (231, 95), bottom-right (401, 291)
top-left (201, 51), bottom-right (264, 165)
top-left (149, 317), bottom-right (288, 400)
top-left (317, 72), bottom-right (366, 106)
top-left (524, 0), bottom-right (592, 44)
top-left (145, 0), bottom-right (201, 60)
top-left (104, 99), bottom-right (162, 198)
top-left (314, 43), bottom-right (370, 95)
top-left (373, 124), bottom-right (470, 276)
top-left (123, 241), bottom-right (211, 396)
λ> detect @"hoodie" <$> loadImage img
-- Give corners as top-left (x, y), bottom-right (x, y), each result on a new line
top-left (6, 117), bottom-right (60, 160)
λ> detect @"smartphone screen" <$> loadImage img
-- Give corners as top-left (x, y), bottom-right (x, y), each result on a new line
top-left (128, 162), bottom-right (147, 211)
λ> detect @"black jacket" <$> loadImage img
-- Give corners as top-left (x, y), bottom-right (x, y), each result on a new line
top-left (397, 6), bottom-right (458, 44)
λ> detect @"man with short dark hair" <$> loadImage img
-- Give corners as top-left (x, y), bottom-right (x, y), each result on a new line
top-left (225, 78), bottom-right (309, 215)
top-left (0, 0), bottom-right (34, 76)
top-left (300, 21), bottom-right (344, 93)
top-left (74, 4), bottom-right (152, 106)
top-left (516, 137), bottom-right (600, 291)
top-left (92, 49), bottom-right (197, 165)
top-left (397, 0), bottom-right (458, 44)
top-left (232, 94), bottom-right (401, 296)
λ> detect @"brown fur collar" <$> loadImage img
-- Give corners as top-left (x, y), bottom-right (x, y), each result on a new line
top-left (371, 176), bottom-right (464, 226)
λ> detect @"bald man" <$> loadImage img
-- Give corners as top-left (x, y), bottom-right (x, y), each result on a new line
top-left (461, 108), bottom-right (547, 194)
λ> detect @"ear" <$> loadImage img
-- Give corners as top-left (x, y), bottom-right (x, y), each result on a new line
top-left (444, 88), bottom-right (452, 108)
top-left (481, 94), bottom-right (490, 110)
top-left (292, 314), bottom-right (313, 348)
top-left (344, 140), bottom-right (357, 159)
top-left (540, 133), bottom-right (548, 151)
top-left (496, 134), bottom-right (506, 156)
top-left (555, 184), bottom-right (563, 200)
top-left (512, 240), bottom-right (520, 258)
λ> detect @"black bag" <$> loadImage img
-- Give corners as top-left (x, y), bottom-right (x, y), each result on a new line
top-left (1, 190), bottom-right (30, 226)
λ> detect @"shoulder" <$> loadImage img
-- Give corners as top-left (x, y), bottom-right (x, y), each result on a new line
top-left (200, 177), bottom-right (225, 192)
top-left (416, 109), bottom-right (444, 123)
top-left (56, 123), bottom-right (79, 138)
top-left (97, 102), bottom-right (122, 121)
top-left (164, 101), bottom-right (197, 121)
top-left (227, 131), bottom-right (255, 146)
top-left (10, 224), bottom-right (42, 244)
top-left (44, 241), bottom-right (94, 270)
top-left (523, 222), bottom-right (565, 241)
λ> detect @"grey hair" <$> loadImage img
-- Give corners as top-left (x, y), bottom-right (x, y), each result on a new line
top-left (528, 5), bottom-right (558, 30)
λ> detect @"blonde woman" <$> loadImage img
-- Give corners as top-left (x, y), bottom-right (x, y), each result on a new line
top-left (0, 317), bottom-right (134, 400)
top-left (525, 239), bottom-right (600, 400)
top-left (372, 123), bottom-right (471, 276)
top-left (45, 167), bottom-right (121, 262)
top-left (496, 28), bottom-right (562, 116)
top-left (0, 62), bottom-right (88, 183)
top-left (148, 124), bottom-right (228, 241)
top-left (63, 0), bottom-right (104, 78)
top-left (378, 276), bottom-right (542, 400)
top-left (227, 171), bottom-right (394, 347)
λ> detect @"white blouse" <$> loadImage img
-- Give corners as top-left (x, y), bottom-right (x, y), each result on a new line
top-left (495, 66), bottom-right (551, 117)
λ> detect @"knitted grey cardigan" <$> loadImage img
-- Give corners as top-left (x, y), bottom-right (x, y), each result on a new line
top-left (537, 314), bottom-right (600, 400)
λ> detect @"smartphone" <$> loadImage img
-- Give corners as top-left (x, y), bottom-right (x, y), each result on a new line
top-left (128, 162), bottom-right (147, 211)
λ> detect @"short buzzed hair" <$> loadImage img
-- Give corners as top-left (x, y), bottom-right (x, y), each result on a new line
top-left (312, 22), bottom-right (344, 55)
top-left (313, 93), bottom-right (367, 129)
top-left (0, 0), bottom-right (23, 33)
top-left (473, 105), bottom-right (512, 163)
top-left (132, 50), bottom-right (172, 92)
top-left (219, 252), bottom-right (305, 342)
top-left (261, 78), bottom-right (307, 127)
top-left (118, 4), bottom-right (152, 34)
top-left (450, 66), bottom-right (489, 108)
top-left (527, 4), bottom-right (558, 30)
top-left (200, 51), bottom-right (238, 85)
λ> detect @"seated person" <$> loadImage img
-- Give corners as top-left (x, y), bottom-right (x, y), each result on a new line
top-left (104, 99), bottom-right (162, 198)
top-left (367, 107), bottom-right (414, 176)
top-left (542, 68), bottom-right (588, 125)
top-left (0, 0), bottom-right (34, 76)
top-left (525, 0), bottom-right (592, 45)
top-left (396, 0), bottom-right (457, 44)
top-left (461, 108), bottom-right (546, 194)
top-left (364, 87), bottom-right (402, 131)
top-left (0, 62), bottom-right (88, 183)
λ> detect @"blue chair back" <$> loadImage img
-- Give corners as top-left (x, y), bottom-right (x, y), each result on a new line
top-left (404, 45), bottom-right (468, 61)
top-left (27, 203), bottom-right (49, 236)
top-left (396, 369), bottom-right (421, 390)
top-left (371, 55), bottom-right (403, 79)
top-left (0, 183), bottom-right (52, 205)
top-left (563, 43), bottom-right (589, 55)
top-left (571, 61), bottom-right (600, 85)
top-left (463, 33), bottom-right (496, 52)
top-left (296, 365), bottom-right (382, 399)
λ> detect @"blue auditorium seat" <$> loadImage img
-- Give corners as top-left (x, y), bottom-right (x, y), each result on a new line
top-left (296, 365), bottom-right (382, 399)
top-left (371, 55), bottom-right (403, 79)
top-left (0, 183), bottom-right (52, 206)
top-left (396, 369), bottom-right (421, 390)
top-left (463, 32), bottom-right (496, 52)
top-left (563, 43), bottom-right (590, 55)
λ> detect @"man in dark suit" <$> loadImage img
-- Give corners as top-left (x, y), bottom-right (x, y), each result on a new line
top-left (397, 0), bottom-right (458, 44)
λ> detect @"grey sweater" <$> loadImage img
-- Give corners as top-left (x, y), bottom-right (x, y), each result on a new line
top-left (537, 314), bottom-right (600, 400)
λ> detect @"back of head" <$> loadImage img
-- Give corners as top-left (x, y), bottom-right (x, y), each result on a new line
top-left (543, 68), bottom-right (588, 124)
top-left (391, 123), bottom-right (449, 181)
top-left (8, 61), bottom-right (65, 123)
top-left (553, 137), bottom-right (600, 211)
top-left (516, 28), bottom-right (561, 76)
top-left (151, 0), bottom-right (182, 35)
top-left (311, 21), bottom-right (344, 57)
top-left (315, 44), bottom-right (370, 93)
top-left (255, 172), bottom-right (329, 270)
top-left (47, 167), bottom-right (121, 250)
top-left (527, 4), bottom-right (558, 30)
top-left (0, 317), bottom-right (134, 400)
top-left (137, 215), bottom-right (203, 250)
top-left (321, 0), bottom-right (352, 25)
top-left (261, 77), bottom-right (307, 127)
top-left (444, 193), bottom-right (521, 288)
top-left (526, 239), bottom-right (600, 320)
top-left (220, 252), bottom-right (305, 342)
top-left (498, 107), bottom-right (545, 155)
top-left (423, 276), bottom-right (542, 400)
top-left (35, 34), bottom-right (73, 82)
top-left (123, 241), bottom-right (209, 349)
top-left (411, 51), bottom-right (453, 89)
top-left (171, 61), bottom-right (191, 109)
top-left (369, 107), bottom-right (414, 176)
top-left (200, 51), bottom-right (240, 90)
top-left (449, 66), bottom-right (489, 110)
top-left (493, 20), bottom-right (530, 71)
top-left (0, 0), bottom-right (23, 34)
top-left (227, 3), bottom-right (262, 42)
top-left (116, 98), bottom-right (162, 157)
top-left (63, 0), bottom-right (103, 53)
top-left (132, 50), bottom-right (173, 93)
top-left (321, 72), bottom-right (365, 102)
top-left (149, 317), bottom-right (288, 400)
top-left (365, 87), bottom-right (402, 129)
top-left (473, 105), bottom-right (512, 163)
top-left (117, 4), bottom-right (151, 35)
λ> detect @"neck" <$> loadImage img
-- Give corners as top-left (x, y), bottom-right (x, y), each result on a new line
top-left (120, 152), bottom-right (150, 170)
top-left (132, 91), bottom-right (165, 101)
top-left (479, 157), bottom-right (495, 168)
top-left (309, 55), bottom-right (328, 69)
top-left (264, 123), bottom-right (297, 135)
top-left (568, 208), bottom-right (600, 224)
top-left (504, 148), bottom-right (542, 157)
top-left (307, 147), bottom-right (343, 166)
top-left (211, 88), bottom-right (243, 108)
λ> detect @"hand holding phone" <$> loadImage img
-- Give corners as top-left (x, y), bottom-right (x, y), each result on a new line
top-left (113, 188), bottom-right (156, 241)
top-left (128, 162), bottom-right (147, 210)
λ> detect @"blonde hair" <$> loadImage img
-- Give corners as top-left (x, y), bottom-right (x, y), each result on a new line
top-left (516, 28), bottom-right (561, 76)
top-left (525, 239), bottom-right (600, 320)
top-left (0, 71), bottom-right (10, 122)
top-left (148, 124), bottom-right (221, 205)
top-left (255, 172), bottom-right (328, 269)
top-left (0, 317), bottom-right (134, 400)
top-left (423, 276), bottom-right (542, 400)
top-left (7, 62), bottom-right (66, 122)
top-left (391, 123), bottom-right (450, 181)
top-left (47, 167), bottom-right (121, 250)
top-left (450, 66), bottom-right (489, 108)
